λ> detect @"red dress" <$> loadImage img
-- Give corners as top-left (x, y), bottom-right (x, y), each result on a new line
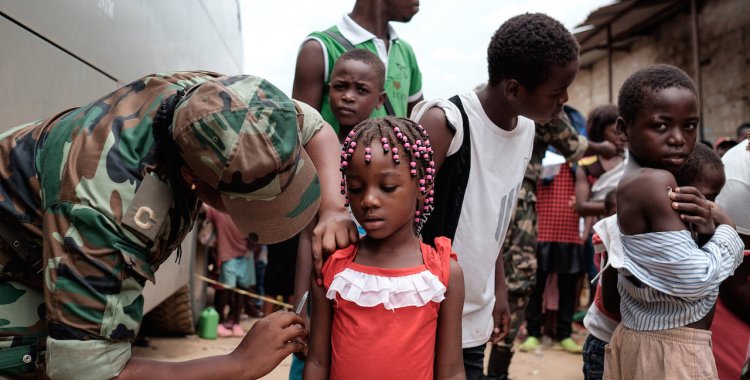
top-left (322, 237), bottom-right (456, 380)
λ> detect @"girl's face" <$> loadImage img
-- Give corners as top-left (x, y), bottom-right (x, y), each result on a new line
top-left (619, 86), bottom-right (699, 173)
top-left (345, 142), bottom-right (420, 241)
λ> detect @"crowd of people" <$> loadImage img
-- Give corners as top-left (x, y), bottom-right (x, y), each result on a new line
top-left (0, 0), bottom-right (748, 379)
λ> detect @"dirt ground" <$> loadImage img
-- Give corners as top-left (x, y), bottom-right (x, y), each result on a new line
top-left (132, 318), bottom-right (586, 379)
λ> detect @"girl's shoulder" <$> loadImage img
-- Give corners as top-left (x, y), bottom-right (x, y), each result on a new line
top-left (322, 244), bottom-right (358, 287)
top-left (422, 237), bottom-right (457, 286)
top-left (619, 167), bottom-right (676, 196)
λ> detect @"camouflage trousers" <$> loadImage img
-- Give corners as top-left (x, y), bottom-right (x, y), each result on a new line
top-left (0, 279), bottom-right (47, 378)
top-left (487, 196), bottom-right (537, 377)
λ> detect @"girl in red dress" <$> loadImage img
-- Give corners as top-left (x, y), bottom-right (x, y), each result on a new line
top-left (304, 117), bottom-right (465, 380)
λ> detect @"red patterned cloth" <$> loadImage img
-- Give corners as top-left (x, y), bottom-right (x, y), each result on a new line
top-left (537, 164), bottom-right (581, 244)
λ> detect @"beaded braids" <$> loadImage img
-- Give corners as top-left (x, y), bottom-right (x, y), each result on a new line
top-left (339, 117), bottom-right (436, 234)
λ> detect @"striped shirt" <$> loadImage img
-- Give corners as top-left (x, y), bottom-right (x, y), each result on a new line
top-left (618, 224), bottom-right (744, 331)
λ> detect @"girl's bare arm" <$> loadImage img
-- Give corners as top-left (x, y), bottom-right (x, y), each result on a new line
top-left (302, 276), bottom-right (333, 380)
top-left (435, 260), bottom-right (466, 380)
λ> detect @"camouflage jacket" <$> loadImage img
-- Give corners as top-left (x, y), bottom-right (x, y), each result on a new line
top-left (0, 71), bottom-right (324, 378)
top-left (519, 114), bottom-right (589, 201)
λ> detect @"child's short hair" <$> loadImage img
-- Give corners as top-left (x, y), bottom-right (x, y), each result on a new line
top-left (333, 49), bottom-right (386, 91)
top-left (617, 64), bottom-right (698, 124)
top-left (675, 143), bottom-right (724, 187)
top-left (487, 13), bottom-right (579, 89)
top-left (586, 105), bottom-right (619, 143)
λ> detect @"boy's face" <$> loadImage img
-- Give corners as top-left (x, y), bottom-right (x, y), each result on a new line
top-left (619, 87), bottom-right (699, 174)
top-left (329, 60), bottom-right (385, 129)
top-left (516, 58), bottom-right (579, 124)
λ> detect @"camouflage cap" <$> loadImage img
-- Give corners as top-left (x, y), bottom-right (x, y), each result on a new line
top-left (172, 75), bottom-right (320, 244)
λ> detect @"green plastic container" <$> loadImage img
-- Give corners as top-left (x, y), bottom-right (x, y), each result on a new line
top-left (198, 306), bottom-right (219, 339)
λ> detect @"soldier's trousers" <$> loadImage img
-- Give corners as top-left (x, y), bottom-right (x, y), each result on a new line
top-left (487, 197), bottom-right (537, 378)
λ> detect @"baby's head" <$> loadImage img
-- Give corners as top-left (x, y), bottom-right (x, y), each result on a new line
top-left (587, 104), bottom-right (622, 148)
top-left (329, 49), bottom-right (386, 137)
top-left (339, 117), bottom-right (435, 238)
top-left (486, 13), bottom-right (580, 124)
top-left (616, 64), bottom-right (700, 174)
top-left (675, 143), bottom-right (725, 201)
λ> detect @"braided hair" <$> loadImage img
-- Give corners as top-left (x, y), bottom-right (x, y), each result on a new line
top-left (339, 117), bottom-right (436, 234)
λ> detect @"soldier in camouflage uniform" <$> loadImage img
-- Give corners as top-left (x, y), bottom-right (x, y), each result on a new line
top-left (487, 112), bottom-right (617, 379)
top-left (0, 72), bottom-right (356, 379)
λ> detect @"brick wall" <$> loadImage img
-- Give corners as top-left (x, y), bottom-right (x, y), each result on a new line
top-left (568, 0), bottom-right (750, 142)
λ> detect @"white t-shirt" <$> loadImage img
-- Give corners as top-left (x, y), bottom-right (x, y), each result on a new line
top-left (717, 139), bottom-right (750, 235)
top-left (412, 92), bottom-right (535, 347)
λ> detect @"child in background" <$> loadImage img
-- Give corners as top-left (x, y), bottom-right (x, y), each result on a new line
top-left (603, 64), bottom-right (743, 379)
top-left (583, 143), bottom-right (726, 380)
top-left (202, 205), bottom-right (255, 337)
top-left (713, 138), bottom-right (750, 380)
top-left (328, 49), bottom-right (386, 138)
top-left (304, 117), bottom-right (465, 380)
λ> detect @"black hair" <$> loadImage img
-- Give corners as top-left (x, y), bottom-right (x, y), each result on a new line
top-left (586, 105), bottom-right (618, 143)
top-left (617, 64), bottom-right (698, 124)
top-left (700, 140), bottom-right (714, 149)
top-left (736, 122), bottom-right (750, 141)
top-left (675, 143), bottom-right (723, 188)
top-left (487, 13), bottom-right (579, 88)
top-left (332, 49), bottom-right (386, 91)
top-left (340, 117), bottom-right (435, 233)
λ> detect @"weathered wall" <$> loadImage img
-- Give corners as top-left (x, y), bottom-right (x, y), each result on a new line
top-left (569, 0), bottom-right (750, 142)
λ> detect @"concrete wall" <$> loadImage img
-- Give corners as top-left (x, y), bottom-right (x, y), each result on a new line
top-left (569, 0), bottom-right (750, 142)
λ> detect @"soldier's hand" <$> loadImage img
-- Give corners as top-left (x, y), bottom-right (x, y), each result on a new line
top-left (311, 209), bottom-right (358, 286)
top-left (230, 311), bottom-right (307, 379)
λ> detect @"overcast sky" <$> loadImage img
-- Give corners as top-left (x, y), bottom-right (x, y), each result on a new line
top-left (240, 0), bottom-right (614, 100)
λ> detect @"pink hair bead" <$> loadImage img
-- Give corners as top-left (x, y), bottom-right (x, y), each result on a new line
top-left (419, 179), bottom-right (426, 185)
top-left (414, 218), bottom-right (420, 223)
top-left (365, 154), bottom-right (372, 161)
top-left (410, 162), bottom-right (416, 168)
top-left (410, 169), bottom-right (417, 175)
top-left (350, 141), bottom-right (357, 148)
top-left (383, 143), bottom-right (389, 150)
top-left (426, 175), bottom-right (433, 181)
top-left (392, 147), bottom-right (398, 153)
top-left (429, 190), bottom-right (434, 195)
top-left (393, 154), bottom-right (400, 161)
top-left (397, 132), bottom-right (403, 139)
top-left (423, 154), bottom-right (429, 159)
top-left (381, 137), bottom-right (387, 143)
top-left (419, 186), bottom-right (426, 192)
top-left (365, 147), bottom-right (371, 153)
top-left (429, 161), bottom-right (435, 167)
top-left (347, 148), bottom-right (354, 154)
top-left (394, 127), bottom-right (400, 133)
top-left (341, 161), bottom-right (348, 167)
top-left (415, 210), bottom-right (421, 216)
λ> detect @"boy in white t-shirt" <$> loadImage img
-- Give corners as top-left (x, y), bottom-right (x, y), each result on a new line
top-left (411, 13), bottom-right (580, 379)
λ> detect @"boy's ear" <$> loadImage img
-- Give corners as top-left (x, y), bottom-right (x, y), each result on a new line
top-left (615, 116), bottom-right (628, 142)
top-left (504, 79), bottom-right (521, 99)
top-left (376, 90), bottom-right (386, 110)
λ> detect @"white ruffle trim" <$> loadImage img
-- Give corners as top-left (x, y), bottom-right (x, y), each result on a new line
top-left (326, 267), bottom-right (446, 310)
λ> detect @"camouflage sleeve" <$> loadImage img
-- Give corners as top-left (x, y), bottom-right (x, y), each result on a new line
top-left (545, 116), bottom-right (589, 162)
top-left (293, 100), bottom-right (326, 145)
top-left (43, 202), bottom-right (151, 379)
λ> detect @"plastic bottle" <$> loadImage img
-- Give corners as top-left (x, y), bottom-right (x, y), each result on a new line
top-left (198, 306), bottom-right (219, 339)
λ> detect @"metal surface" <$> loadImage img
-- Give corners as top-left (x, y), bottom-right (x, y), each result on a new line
top-left (0, 0), bottom-right (243, 131)
top-left (0, 0), bottom-right (244, 313)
